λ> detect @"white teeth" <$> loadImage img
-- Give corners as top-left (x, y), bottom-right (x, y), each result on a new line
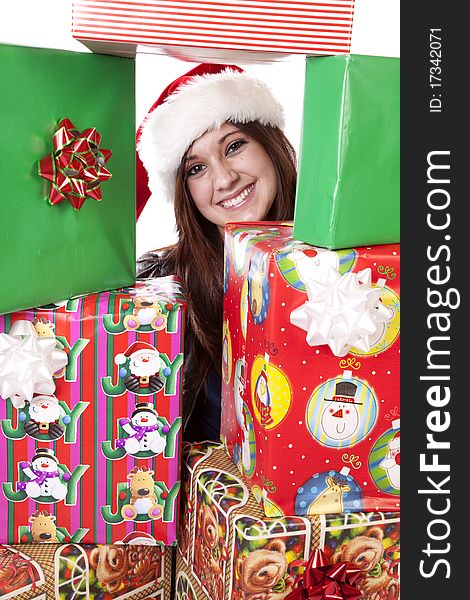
top-left (220, 184), bottom-right (254, 208)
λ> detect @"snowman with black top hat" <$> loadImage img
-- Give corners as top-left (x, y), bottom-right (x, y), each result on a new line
top-left (118, 402), bottom-right (168, 456)
top-left (19, 448), bottom-right (69, 500)
top-left (320, 376), bottom-right (362, 442)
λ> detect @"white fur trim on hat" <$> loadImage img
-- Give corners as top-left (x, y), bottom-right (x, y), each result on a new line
top-left (137, 68), bottom-right (285, 204)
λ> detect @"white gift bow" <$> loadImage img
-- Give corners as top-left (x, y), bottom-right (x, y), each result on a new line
top-left (0, 320), bottom-right (68, 408)
top-left (290, 267), bottom-right (394, 357)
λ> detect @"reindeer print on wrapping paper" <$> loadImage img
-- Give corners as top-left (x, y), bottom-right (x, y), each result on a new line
top-left (307, 476), bottom-right (352, 515)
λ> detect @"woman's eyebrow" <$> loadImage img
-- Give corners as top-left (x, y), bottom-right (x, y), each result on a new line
top-left (219, 130), bottom-right (241, 144)
top-left (185, 130), bottom-right (242, 163)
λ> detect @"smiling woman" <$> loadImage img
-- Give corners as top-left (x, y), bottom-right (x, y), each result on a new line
top-left (136, 63), bottom-right (297, 442)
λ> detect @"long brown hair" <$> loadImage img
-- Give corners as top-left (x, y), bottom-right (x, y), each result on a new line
top-left (166, 121), bottom-right (297, 397)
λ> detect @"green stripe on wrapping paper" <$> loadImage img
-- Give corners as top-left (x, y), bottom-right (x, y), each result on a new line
top-left (151, 329), bottom-right (157, 542)
top-left (93, 293), bottom-right (100, 539)
top-left (106, 300), bottom-right (115, 543)
top-left (4, 313), bottom-right (15, 542)
top-left (7, 393), bottom-right (14, 542)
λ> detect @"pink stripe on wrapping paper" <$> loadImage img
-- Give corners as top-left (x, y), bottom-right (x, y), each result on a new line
top-left (168, 309), bottom-right (183, 542)
top-left (0, 315), bottom-right (5, 508)
top-left (69, 304), bottom-right (83, 537)
top-left (95, 292), bottom-right (111, 542)
top-left (125, 327), bottom-right (138, 538)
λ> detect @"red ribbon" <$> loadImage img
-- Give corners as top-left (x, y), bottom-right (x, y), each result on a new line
top-left (38, 117), bottom-right (112, 210)
top-left (287, 549), bottom-right (363, 600)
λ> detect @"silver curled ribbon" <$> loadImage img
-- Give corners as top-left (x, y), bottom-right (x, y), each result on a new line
top-left (0, 320), bottom-right (68, 408)
top-left (290, 267), bottom-right (394, 357)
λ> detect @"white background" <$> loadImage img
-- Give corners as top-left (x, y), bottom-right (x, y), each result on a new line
top-left (0, 0), bottom-right (399, 257)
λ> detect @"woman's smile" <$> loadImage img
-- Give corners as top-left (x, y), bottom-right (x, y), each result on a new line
top-left (217, 183), bottom-right (255, 210)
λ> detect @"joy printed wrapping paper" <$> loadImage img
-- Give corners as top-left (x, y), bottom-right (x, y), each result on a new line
top-left (175, 442), bottom-right (400, 600)
top-left (221, 222), bottom-right (400, 517)
top-left (0, 277), bottom-right (185, 545)
top-left (0, 542), bottom-right (171, 599)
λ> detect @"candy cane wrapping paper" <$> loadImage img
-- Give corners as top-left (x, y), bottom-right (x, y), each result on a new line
top-left (72, 0), bottom-right (356, 58)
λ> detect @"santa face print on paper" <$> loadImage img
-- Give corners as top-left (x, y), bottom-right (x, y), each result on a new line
top-left (23, 395), bottom-right (65, 441)
top-left (379, 435), bottom-right (400, 490)
top-left (129, 351), bottom-right (161, 378)
top-left (115, 341), bottom-right (166, 394)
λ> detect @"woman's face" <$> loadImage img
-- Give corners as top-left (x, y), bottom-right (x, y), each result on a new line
top-left (184, 123), bottom-right (277, 236)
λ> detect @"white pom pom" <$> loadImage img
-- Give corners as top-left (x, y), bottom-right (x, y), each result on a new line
top-left (115, 353), bottom-right (127, 365)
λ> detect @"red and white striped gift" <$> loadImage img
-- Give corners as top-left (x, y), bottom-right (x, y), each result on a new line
top-left (72, 0), bottom-right (355, 58)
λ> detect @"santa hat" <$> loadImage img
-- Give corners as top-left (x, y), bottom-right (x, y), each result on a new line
top-left (115, 341), bottom-right (158, 366)
top-left (32, 447), bottom-right (59, 463)
top-left (117, 531), bottom-right (157, 545)
top-left (136, 63), bottom-right (285, 219)
top-left (132, 402), bottom-right (157, 418)
top-left (30, 394), bottom-right (59, 405)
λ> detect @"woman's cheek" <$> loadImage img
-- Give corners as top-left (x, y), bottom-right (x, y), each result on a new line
top-left (188, 176), bottom-right (212, 212)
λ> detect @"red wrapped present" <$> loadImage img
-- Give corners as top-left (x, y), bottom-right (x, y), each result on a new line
top-left (221, 223), bottom-right (400, 517)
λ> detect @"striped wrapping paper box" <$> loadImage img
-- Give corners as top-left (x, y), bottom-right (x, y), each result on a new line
top-left (0, 543), bottom-right (172, 599)
top-left (0, 277), bottom-right (185, 546)
top-left (72, 0), bottom-right (355, 58)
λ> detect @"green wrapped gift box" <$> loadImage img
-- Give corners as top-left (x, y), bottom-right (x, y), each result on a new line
top-left (0, 44), bottom-right (135, 314)
top-left (294, 54), bottom-right (400, 249)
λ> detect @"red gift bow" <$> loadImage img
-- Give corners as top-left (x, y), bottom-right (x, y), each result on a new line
top-left (38, 117), bottom-right (112, 210)
top-left (287, 548), bottom-right (364, 600)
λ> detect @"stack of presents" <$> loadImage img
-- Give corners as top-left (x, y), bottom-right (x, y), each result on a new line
top-left (1, 1), bottom-right (399, 598)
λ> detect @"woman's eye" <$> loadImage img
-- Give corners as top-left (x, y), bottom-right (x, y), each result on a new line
top-left (187, 164), bottom-right (205, 177)
top-left (226, 140), bottom-right (246, 155)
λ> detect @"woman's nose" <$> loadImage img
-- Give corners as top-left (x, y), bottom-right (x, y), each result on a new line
top-left (213, 158), bottom-right (238, 190)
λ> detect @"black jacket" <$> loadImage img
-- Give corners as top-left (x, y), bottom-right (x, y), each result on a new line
top-left (137, 250), bottom-right (221, 441)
